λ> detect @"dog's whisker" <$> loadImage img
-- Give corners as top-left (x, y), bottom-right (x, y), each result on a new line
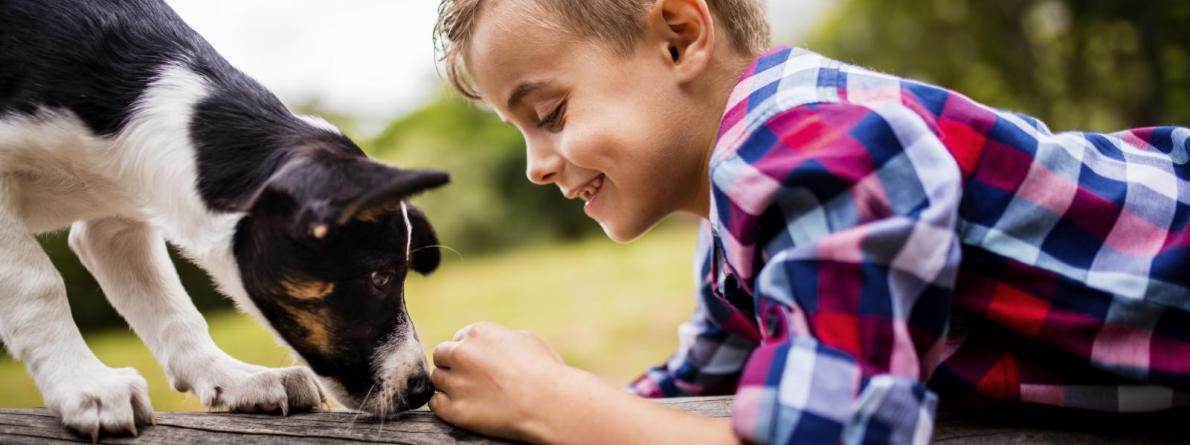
top-left (412, 244), bottom-right (463, 259)
top-left (377, 397), bottom-right (387, 437)
top-left (347, 383), bottom-right (377, 429)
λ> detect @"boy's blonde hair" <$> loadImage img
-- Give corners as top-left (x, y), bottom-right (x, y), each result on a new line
top-left (434, 0), bottom-right (771, 99)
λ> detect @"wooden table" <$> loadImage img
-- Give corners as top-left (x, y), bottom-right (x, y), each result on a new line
top-left (1, 396), bottom-right (1187, 443)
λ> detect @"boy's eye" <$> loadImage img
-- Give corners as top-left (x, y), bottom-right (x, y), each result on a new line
top-left (536, 100), bottom-right (566, 132)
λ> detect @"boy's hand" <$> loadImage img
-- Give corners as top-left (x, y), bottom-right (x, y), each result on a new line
top-left (429, 322), bottom-right (587, 442)
top-left (430, 322), bottom-right (740, 445)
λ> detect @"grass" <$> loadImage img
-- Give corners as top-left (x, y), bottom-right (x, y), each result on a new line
top-left (0, 221), bottom-right (700, 411)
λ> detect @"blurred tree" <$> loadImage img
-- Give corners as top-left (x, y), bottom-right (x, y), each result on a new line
top-left (806, 0), bottom-right (1188, 131)
top-left (366, 90), bottom-right (599, 255)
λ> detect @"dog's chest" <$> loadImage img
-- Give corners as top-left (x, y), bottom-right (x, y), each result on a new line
top-left (0, 111), bottom-right (139, 232)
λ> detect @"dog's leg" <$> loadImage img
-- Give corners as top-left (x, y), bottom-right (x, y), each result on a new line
top-left (0, 182), bottom-right (152, 440)
top-left (69, 218), bottom-right (325, 415)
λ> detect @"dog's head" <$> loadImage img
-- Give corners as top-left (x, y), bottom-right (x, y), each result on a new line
top-left (232, 151), bottom-right (448, 414)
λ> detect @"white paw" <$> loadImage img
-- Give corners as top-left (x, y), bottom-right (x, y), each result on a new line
top-left (174, 358), bottom-right (325, 415)
top-left (43, 366), bottom-right (154, 441)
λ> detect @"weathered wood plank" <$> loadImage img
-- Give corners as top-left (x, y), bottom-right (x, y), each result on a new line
top-left (0, 397), bottom-right (731, 445)
top-left (1, 397), bottom-right (1188, 444)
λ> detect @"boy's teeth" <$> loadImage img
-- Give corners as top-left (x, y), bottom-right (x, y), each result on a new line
top-left (580, 176), bottom-right (604, 203)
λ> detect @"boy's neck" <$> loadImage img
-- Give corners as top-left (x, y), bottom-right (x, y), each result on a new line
top-left (687, 48), bottom-right (758, 219)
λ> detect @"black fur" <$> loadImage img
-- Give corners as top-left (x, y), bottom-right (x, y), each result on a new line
top-left (0, 0), bottom-right (181, 136)
top-left (234, 155), bottom-right (446, 397)
top-left (0, 0), bottom-right (448, 410)
top-left (0, 0), bottom-right (366, 211)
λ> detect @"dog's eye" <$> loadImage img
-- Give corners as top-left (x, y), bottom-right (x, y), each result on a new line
top-left (370, 271), bottom-right (396, 290)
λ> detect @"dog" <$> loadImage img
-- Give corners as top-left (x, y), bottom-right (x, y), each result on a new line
top-left (0, 0), bottom-right (449, 438)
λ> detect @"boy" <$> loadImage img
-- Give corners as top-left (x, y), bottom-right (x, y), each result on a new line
top-left (426, 0), bottom-right (1190, 443)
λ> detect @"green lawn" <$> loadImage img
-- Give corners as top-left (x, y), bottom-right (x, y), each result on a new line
top-left (0, 221), bottom-right (700, 411)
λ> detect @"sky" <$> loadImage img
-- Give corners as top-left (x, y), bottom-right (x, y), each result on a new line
top-left (165, 0), bottom-right (831, 131)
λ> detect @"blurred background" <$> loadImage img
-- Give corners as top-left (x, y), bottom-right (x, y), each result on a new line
top-left (2, 0), bottom-right (1186, 411)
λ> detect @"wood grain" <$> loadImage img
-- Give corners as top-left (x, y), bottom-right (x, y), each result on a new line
top-left (2, 396), bottom-right (1187, 444)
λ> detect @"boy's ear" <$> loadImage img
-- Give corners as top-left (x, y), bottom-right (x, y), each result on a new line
top-left (406, 205), bottom-right (441, 275)
top-left (647, 0), bottom-right (715, 83)
top-left (244, 153), bottom-right (450, 241)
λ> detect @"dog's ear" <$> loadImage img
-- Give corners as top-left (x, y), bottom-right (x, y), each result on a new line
top-left (406, 205), bottom-right (441, 275)
top-left (245, 153), bottom-right (449, 241)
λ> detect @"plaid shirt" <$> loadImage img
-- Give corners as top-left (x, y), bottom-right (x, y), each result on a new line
top-left (631, 46), bottom-right (1190, 445)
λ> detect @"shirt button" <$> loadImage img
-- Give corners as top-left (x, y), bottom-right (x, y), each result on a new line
top-left (764, 308), bottom-right (783, 337)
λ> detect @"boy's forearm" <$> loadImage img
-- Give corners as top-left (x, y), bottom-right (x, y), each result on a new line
top-left (524, 368), bottom-right (740, 445)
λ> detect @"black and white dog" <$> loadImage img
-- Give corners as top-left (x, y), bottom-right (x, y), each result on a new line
top-left (0, 0), bottom-right (448, 438)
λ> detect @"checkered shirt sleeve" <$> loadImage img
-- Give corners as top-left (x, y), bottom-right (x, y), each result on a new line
top-left (723, 102), bottom-right (960, 445)
top-left (631, 223), bottom-right (758, 397)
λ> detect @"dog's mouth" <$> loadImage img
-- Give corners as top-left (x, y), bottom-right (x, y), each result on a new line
top-left (327, 321), bottom-right (434, 414)
top-left (319, 370), bottom-right (433, 414)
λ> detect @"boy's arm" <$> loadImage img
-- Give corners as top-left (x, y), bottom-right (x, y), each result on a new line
top-left (723, 102), bottom-right (960, 445)
top-left (530, 365), bottom-right (741, 445)
top-left (429, 322), bottom-right (741, 445)
top-left (631, 222), bottom-right (757, 398)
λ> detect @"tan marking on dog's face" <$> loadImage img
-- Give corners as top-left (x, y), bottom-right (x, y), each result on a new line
top-left (282, 279), bottom-right (335, 300)
top-left (311, 224), bottom-right (329, 239)
top-left (283, 305), bottom-right (334, 355)
top-left (355, 210), bottom-right (382, 223)
top-left (355, 203), bottom-right (404, 223)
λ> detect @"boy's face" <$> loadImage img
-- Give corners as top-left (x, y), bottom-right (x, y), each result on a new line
top-left (466, 3), bottom-right (715, 242)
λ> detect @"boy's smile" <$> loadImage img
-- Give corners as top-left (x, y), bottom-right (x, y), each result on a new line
top-left (462, 0), bottom-right (750, 242)
top-left (566, 173), bottom-right (604, 206)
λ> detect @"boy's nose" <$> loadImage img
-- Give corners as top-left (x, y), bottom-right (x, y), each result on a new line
top-left (526, 142), bottom-right (563, 185)
top-left (529, 168), bottom-right (557, 184)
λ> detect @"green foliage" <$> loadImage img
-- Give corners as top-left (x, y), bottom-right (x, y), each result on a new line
top-left (365, 90), bottom-right (599, 254)
top-left (807, 0), bottom-right (1189, 131)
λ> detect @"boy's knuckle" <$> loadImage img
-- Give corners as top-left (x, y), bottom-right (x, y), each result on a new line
top-left (431, 370), bottom-right (457, 391)
top-left (445, 401), bottom-right (469, 423)
top-left (432, 343), bottom-right (455, 365)
top-left (431, 401), bottom-right (453, 420)
top-left (452, 326), bottom-right (471, 340)
top-left (454, 343), bottom-right (477, 362)
top-left (472, 321), bottom-right (497, 334)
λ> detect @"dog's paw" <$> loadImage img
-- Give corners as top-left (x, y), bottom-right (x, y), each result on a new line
top-left (43, 366), bottom-right (154, 442)
top-left (181, 360), bottom-right (325, 415)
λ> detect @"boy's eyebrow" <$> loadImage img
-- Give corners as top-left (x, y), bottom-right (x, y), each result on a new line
top-left (506, 81), bottom-right (547, 109)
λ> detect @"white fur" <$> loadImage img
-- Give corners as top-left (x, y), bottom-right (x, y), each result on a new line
top-left (0, 64), bottom-right (343, 435)
top-left (401, 201), bottom-right (413, 256)
top-left (298, 115), bottom-right (343, 135)
top-left (365, 319), bottom-right (428, 413)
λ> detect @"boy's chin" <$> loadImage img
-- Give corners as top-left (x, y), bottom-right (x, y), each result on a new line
top-left (597, 212), bottom-right (659, 244)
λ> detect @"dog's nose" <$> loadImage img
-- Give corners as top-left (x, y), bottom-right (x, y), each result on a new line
top-left (405, 374), bottom-right (434, 409)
